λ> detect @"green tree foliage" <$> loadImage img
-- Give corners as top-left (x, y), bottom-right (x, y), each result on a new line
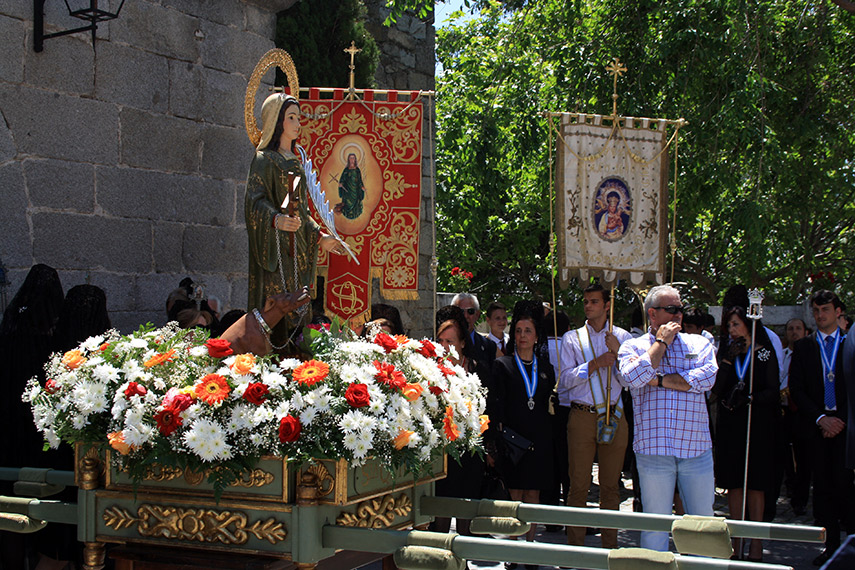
top-left (276, 0), bottom-right (379, 88)
top-left (434, 0), bottom-right (855, 310)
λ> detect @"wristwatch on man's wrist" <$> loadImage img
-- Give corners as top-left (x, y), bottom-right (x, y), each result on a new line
top-left (656, 373), bottom-right (664, 388)
top-left (655, 337), bottom-right (668, 347)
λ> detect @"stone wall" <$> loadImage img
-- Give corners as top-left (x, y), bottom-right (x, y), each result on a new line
top-left (1, 0), bottom-right (437, 337)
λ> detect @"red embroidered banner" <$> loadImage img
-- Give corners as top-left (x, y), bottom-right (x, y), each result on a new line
top-left (297, 89), bottom-right (423, 327)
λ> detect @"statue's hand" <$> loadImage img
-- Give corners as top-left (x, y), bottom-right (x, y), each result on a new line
top-left (274, 214), bottom-right (301, 232)
top-left (320, 235), bottom-right (346, 255)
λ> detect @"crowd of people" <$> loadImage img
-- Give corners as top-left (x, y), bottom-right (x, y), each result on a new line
top-left (3, 261), bottom-right (855, 569)
top-left (431, 284), bottom-right (854, 569)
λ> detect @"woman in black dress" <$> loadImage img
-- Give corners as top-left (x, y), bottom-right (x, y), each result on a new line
top-left (432, 305), bottom-right (489, 535)
top-left (488, 301), bottom-right (554, 552)
top-left (712, 306), bottom-right (779, 561)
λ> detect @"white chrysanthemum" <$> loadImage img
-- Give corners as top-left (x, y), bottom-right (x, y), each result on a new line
top-left (92, 364), bottom-right (120, 383)
top-left (125, 406), bottom-right (145, 427)
top-left (406, 432), bottom-right (423, 449)
top-left (111, 397), bottom-right (128, 420)
top-left (253, 405), bottom-right (275, 424)
top-left (189, 345), bottom-right (207, 358)
top-left (129, 338), bottom-right (147, 349)
top-left (124, 424), bottom-right (153, 447)
top-left (152, 378), bottom-right (166, 390)
top-left (272, 401), bottom-right (290, 420)
top-left (289, 391), bottom-right (305, 410)
top-left (250, 432), bottom-right (265, 446)
top-left (339, 410), bottom-right (364, 432)
top-left (226, 404), bottom-right (253, 433)
top-left (72, 414), bottom-right (89, 429)
top-left (418, 446), bottom-right (432, 462)
top-left (72, 381), bottom-right (108, 413)
top-left (342, 431), bottom-right (359, 451)
top-left (278, 358), bottom-right (301, 372)
top-left (81, 335), bottom-right (105, 352)
top-left (299, 407), bottom-right (318, 426)
top-left (45, 430), bottom-right (61, 448)
top-left (339, 363), bottom-right (364, 384)
top-left (353, 438), bottom-right (370, 459)
top-left (262, 371), bottom-right (288, 390)
top-left (339, 342), bottom-right (384, 357)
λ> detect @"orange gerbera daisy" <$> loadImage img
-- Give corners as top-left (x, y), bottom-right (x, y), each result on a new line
top-left (292, 359), bottom-right (330, 386)
top-left (144, 349), bottom-right (177, 368)
top-left (394, 334), bottom-right (410, 346)
top-left (443, 406), bottom-right (459, 442)
top-left (194, 374), bottom-right (230, 405)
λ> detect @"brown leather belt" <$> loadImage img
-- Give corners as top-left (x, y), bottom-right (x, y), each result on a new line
top-left (570, 402), bottom-right (596, 414)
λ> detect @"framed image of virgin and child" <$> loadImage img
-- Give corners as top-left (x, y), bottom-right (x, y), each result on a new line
top-left (592, 177), bottom-right (632, 242)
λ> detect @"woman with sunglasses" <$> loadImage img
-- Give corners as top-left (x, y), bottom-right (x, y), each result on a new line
top-left (488, 301), bottom-right (554, 568)
top-left (711, 306), bottom-right (780, 562)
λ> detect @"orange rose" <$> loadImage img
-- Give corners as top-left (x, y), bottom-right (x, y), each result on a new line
top-left (401, 382), bottom-right (424, 402)
top-left (479, 415), bottom-right (490, 434)
top-left (108, 431), bottom-right (133, 455)
top-left (61, 350), bottom-right (86, 370)
top-left (231, 353), bottom-right (255, 376)
top-left (393, 429), bottom-right (414, 450)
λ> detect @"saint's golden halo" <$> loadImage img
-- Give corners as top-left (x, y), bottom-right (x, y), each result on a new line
top-left (244, 49), bottom-right (300, 147)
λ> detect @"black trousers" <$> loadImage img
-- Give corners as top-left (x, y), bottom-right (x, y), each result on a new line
top-left (811, 425), bottom-right (855, 550)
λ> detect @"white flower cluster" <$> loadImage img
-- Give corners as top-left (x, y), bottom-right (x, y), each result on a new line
top-left (23, 324), bottom-right (488, 483)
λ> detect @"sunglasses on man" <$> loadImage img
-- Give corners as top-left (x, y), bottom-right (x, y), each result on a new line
top-left (652, 305), bottom-right (683, 314)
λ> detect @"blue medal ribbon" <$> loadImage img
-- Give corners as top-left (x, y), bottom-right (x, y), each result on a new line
top-left (734, 347), bottom-right (751, 382)
top-left (514, 351), bottom-right (538, 410)
top-left (817, 330), bottom-right (841, 383)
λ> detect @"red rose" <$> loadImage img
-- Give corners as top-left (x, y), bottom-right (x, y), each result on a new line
top-left (124, 381), bottom-right (147, 400)
top-left (438, 362), bottom-right (456, 377)
top-left (374, 361), bottom-right (406, 390)
top-left (345, 383), bottom-right (371, 408)
top-left (206, 338), bottom-right (234, 358)
top-left (374, 332), bottom-right (398, 354)
top-left (243, 382), bottom-right (269, 405)
top-left (429, 385), bottom-right (445, 396)
top-left (171, 393), bottom-right (194, 412)
top-left (451, 267), bottom-right (460, 276)
top-left (154, 406), bottom-right (183, 436)
top-left (44, 379), bottom-right (59, 394)
top-left (278, 415), bottom-right (301, 443)
top-left (417, 340), bottom-right (437, 358)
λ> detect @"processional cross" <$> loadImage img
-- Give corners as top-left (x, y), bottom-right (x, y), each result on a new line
top-left (344, 41), bottom-right (361, 98)
top-left (606, 58), bottom-right (627, 117)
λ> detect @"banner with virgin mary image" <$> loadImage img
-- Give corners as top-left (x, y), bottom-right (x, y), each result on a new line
top-left (297, 88), bottom-right (423, 326)
top-left (555, 114), bottom-right (669, 286)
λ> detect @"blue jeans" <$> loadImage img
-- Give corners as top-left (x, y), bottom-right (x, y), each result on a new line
top-left (636, 448), bottom-right (714, 551)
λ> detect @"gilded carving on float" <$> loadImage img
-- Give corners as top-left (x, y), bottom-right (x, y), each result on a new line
top-left (102, 504), bottom-right (287, 545)
top-left (136, 465), bottom-right (275, 488)
top-left (335, 493), bottom-right (411, 528)
top-left (305, 463), bottom-right (335, 499)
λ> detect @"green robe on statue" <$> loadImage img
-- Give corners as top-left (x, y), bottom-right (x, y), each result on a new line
top-left (338, 166), bottom-right (365, 220)
top-left (245, 149), bottom-right (320, 347)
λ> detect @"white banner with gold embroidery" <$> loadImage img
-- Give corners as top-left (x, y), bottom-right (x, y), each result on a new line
top-left (555, 114), bottom-right (668, 287)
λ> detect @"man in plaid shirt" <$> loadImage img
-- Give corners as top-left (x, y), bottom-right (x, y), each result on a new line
top-left (617, 285), bottom-right (718, 551)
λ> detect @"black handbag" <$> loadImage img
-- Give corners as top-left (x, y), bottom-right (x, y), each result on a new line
top-left (721, 380), bottom-right (749, 412)
top-left (500, 426), bottom-right (534, 465)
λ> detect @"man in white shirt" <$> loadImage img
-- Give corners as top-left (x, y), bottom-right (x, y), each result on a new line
top-left (558, 283), bottom-right (632, 549)
top-left (485, 301), bottom-right (509, 356)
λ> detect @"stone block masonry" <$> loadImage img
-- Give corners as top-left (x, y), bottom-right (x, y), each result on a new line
top-left (0, 0), bottom-right (436, 338)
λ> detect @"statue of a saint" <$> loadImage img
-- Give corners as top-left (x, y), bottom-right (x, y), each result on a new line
top-left (245, 93), bottom-right (344, 350)
top-left (336, 153), bottom-right (366, 220)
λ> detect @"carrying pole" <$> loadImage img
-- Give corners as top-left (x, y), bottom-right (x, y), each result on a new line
top-left (606, 283), bottom-right (615, 420)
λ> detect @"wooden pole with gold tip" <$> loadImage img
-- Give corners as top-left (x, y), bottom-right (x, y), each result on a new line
top-left (344, 41), bottom-right (362, 99)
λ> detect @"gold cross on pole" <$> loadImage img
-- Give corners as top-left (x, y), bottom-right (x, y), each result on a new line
top-left (344, 41), bottom-right (362, 97)
top-left (605, 58), bottom-right (627, 117)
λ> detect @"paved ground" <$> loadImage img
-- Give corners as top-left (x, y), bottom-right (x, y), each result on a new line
top-left (361, 468), bottom-right (829, 570)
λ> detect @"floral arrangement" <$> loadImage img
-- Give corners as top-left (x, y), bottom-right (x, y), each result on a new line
top-left (23, 322), bottom-right (488, 495)
top-left (448, 266), bottom-right (474, 292)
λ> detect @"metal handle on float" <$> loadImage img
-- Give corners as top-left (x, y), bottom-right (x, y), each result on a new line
top-left (419, 497), bottom-right (825, 543)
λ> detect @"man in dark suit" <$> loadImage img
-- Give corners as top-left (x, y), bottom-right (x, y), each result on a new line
top-left (789, 289), bottom-right (855, 565)
top-left (843, 313), bottom-right (855, 470)
top-left (452, 293), bottom-right (497, 373)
